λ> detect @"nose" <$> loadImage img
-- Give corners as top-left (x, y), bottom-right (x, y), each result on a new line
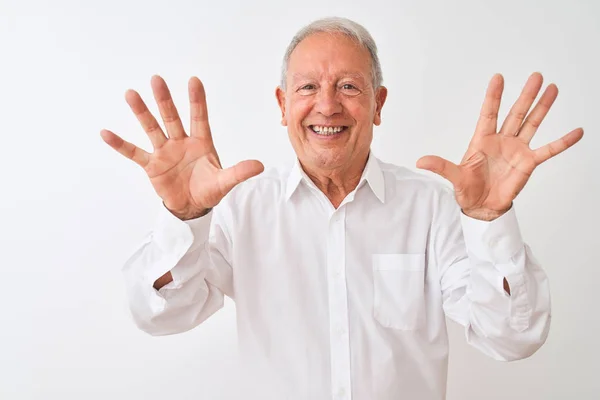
top-left (314, 87), bottom-right (342, 117)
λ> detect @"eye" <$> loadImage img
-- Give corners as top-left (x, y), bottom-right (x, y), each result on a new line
top-left (297, 84), bottom-right (317, 92)
top-left (340, 83), bottom-right (361, 94)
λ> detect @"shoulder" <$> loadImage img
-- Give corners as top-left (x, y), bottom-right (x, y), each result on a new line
top-left (376, 159), bottom-right (460, 223)
top-left (222, 163), bottom-right (290, 204)
top-left (377, 159), bottom-right (453, 198)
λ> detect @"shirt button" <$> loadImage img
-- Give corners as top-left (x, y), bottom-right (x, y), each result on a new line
top-left (336, 387), bottom-right (347, 399)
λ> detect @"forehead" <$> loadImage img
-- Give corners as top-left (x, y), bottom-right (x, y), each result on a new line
top-left (287, 32), bottom-right (372, 82)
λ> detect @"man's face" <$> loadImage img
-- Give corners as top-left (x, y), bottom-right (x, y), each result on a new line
top-left (276, 32), bottom-right (387, 172)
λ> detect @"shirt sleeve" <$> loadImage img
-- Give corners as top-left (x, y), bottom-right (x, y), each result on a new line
top-left (121, 203), bottom-right (234, 336)
top-left (433, 187), bottom-right (551, 361)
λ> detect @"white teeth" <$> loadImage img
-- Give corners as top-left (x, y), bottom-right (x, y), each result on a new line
top-left (311, 126), bottom-right (345, 135)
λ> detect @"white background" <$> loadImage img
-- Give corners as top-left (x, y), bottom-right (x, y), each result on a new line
top-left (1, 0), bottom-right (598, 398)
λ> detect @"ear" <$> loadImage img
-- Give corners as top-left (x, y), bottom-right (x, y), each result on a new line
top-left (373, 86), bottom-right (388, 126)
top-left (275, 86), bottom-right (287, 126)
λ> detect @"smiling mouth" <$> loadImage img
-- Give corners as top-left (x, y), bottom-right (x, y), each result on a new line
top-left (308, 125), bottom-right (349, 136)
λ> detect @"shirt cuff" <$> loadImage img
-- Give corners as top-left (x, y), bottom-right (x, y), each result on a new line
top-left (153, 203), bottom-right (214, 254)
top-left (147, 204), bottom-right (214, 290)
top-left (460, 205), bottom-right (524, 265)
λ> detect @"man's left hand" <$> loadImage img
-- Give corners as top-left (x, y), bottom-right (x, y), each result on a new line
top-left (417, 72), bottom-right (584, 221)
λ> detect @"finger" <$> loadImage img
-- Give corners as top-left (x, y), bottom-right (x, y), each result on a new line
top-left (416, 155), bottom-right (462, 186)
top-left (218, 160), bottom-right (265, 196)
top-left (125, 89), bottom-right (168, 149)
top-left (517, 83), bottom-right (559, 144)
top-left (150, 75), bottom-right (187, 140)
top-left (533, 128), bottom-right (584, 165)
top-left (189, 77), bottom-right (213, 140)
top-left (100, 129), bottom-right (150, 167)
top-left (499, 72), bottom-right (544, 137)
top-left (474, 74), bottom-right (504, 137)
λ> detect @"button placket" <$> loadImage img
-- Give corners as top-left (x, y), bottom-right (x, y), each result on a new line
top-left (327, 209), bottom-right (351, 400)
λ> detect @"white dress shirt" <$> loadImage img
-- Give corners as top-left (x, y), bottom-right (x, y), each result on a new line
top-left (122, 153), bottom-right (551, 400)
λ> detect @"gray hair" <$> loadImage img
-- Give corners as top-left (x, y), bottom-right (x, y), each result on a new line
top-left (280, 17), bottom-right (383, 90)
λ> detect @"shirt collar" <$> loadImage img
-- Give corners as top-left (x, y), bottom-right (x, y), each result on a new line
top-left (284, 151), bottom-right (385, 203)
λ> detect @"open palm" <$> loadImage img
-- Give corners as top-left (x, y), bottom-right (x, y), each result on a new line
top-left (417, 73), bottom-right (584, 220)
top-left (101, 76), bottom-right (264, 220)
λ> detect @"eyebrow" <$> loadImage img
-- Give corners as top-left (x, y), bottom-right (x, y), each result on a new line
top-left (290, 71), bottom-right (368, 83)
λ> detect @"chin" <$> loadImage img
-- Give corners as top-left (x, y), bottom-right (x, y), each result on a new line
top-left (307, 147), bottom-right (350, 170)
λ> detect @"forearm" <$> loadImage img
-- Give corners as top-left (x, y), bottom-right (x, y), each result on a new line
top-left (459, 207), bottom-right (550, 360)
top-left (122, 205), bottom-right (232, 335)
top-left (438, 197), bottom-right (550, 361)
top-left (150, 204), bottom-right (212, 291)
top-left (464, 244), bottom-right (551, 360)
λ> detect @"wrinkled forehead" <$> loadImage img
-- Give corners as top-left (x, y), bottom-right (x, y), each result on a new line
top-left (286, 32), bottom-right (373, 85)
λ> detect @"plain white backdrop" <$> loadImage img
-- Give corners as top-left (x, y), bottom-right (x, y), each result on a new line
top-left (1, 0), bottom-right (598, 398)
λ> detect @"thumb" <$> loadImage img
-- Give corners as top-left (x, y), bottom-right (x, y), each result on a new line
top-left (416, 155), bottom-right (461, 186)
top-left (220, 160), bottom-right (265, 194)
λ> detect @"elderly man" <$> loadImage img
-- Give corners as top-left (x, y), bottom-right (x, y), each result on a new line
top-left (101, 17), bottom-right (582, 400)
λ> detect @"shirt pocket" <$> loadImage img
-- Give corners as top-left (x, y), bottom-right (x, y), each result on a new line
top-left (372, 253), bottom-right (426, 330)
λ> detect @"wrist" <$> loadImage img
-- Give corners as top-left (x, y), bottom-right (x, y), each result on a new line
top-left (462, 205), bottom-right (511, 221)
top-left (163, 202), bottom-right (212, 221)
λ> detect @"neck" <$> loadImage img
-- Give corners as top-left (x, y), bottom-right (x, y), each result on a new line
top-left (300, 153), bottom-right (369, 208)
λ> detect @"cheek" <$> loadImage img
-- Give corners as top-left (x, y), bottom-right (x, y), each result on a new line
top-left (344, 102), bottom-right (371, 125)
top-left (287, 98), bottom-right (312, 123)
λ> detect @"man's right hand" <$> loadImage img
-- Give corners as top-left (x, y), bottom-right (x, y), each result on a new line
top-left (101, 75), bottom-right (264, 220)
